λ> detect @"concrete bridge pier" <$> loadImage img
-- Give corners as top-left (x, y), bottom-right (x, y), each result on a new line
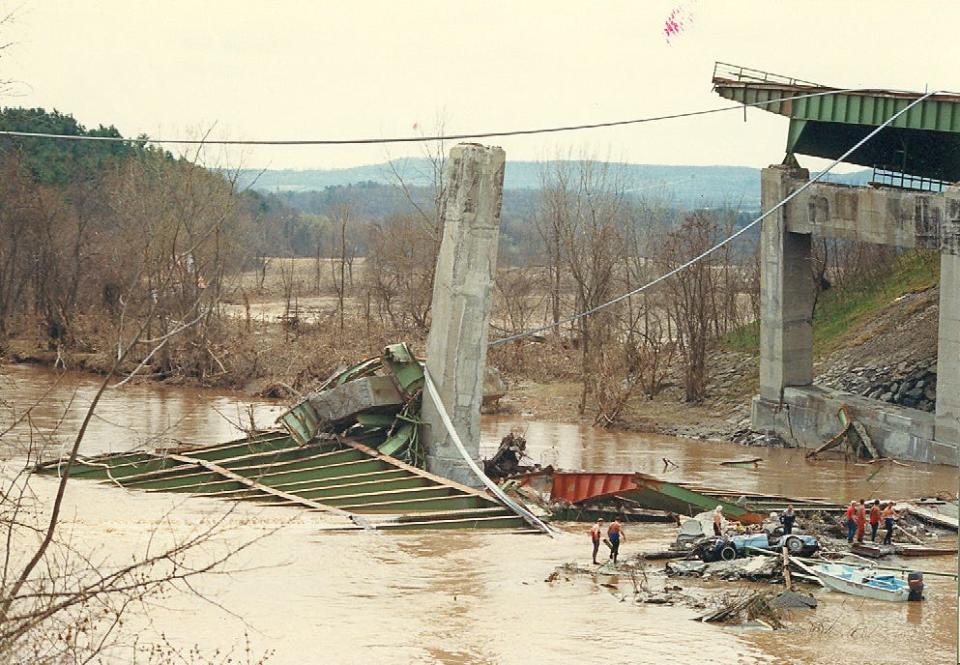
top-left (758, 164), bottom-right (814, 402)
top-left (420, 143), bottom-right (506, 487)
top-left (936, 188), bottom-right (960, 447)
top-left (752, 165), bottom-right (960, 465)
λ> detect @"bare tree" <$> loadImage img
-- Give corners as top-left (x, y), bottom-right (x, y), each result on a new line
top-left (330, 202), bottom-right (353, 334)
top-left (0, 242), bottom-right (268, 661)
top-left (539, 158), bottom-right (629, 414)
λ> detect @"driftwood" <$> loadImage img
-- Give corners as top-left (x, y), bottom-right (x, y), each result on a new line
top-left (781, 546), bottom-right (792, 588)
top-left (696, 592), bottom-right (784, 629)
top-left (720, 457), bottom-right (763, 467)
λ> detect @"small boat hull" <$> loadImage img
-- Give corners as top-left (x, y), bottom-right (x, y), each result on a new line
top-left (813, 564), bottom-right (911, 602)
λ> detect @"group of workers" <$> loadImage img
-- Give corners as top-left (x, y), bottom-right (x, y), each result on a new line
top-left (589, 518), bottom-right (625, 565)
top-left (844, 498), bottom-right (898, 544)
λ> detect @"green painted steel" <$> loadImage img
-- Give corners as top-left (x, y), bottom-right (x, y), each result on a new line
top-left (131, 454), bottom-right (385, 491)
top-left (280, 403), bottom-right (318, 445)
top-left (345, 494), bottom-right (485, 513)
top-left (382, 343), bottom-right (424, 395)
top-left (713, 71), bottom-right (960, 180)
top-left (40, 431), bottom-right (293, 478)
top-left (627, 480), bottom-right (760, 521)
top-left (319, 485), bottom-right (455, 507)
top-left (67, 453), bottom-right (157, 477)
top-left (61, 433), bottom-right (300, 481)
top-left (291, 476), bottom-right (432, 500)
top-left (355, 413), bottom-right (395, 428)
top-left (124, 448), bottom-right (367, 490)
top-left (376, 422), bottom-right (415, 458)
top-left (377, 515), bottom-right (525, 530)
top-left (716, 85), bottom-right (960, 134)
top-left (202, 469), bottom-right (413, 499)
top-left (385, 506), bottom-right (513, 522)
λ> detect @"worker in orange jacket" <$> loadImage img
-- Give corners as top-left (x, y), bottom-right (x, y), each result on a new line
top-left (869, 500), bottom-right (882, 542)
top-left (844, 501), bottom-right (857, 542)
top-left (854, 498), bottom-right (867, 543)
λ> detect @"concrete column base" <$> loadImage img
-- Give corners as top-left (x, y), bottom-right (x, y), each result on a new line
top-left (751, 386), bottom-right (958, 466)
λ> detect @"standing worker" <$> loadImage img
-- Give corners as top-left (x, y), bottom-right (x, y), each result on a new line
top-left (855, 499), bottom-right (867, 543)
top-left (607, 518), bottom-right (625, 565)
top-left (780, 504), bottom-right (796, 535)
top-left (844, 501), bottom-right (857, 543)
top-left (590, 518), bottom-right (604, 565)
top-left (882, 502), bottom-right (897, 545)
top-left (712, 506), bottom-right (724, 536)
top-left (869, 500), bottom-right (882, 543)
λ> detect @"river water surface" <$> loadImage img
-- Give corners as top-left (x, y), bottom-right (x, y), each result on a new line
top-left (1, 364), bottom-right (957, 664)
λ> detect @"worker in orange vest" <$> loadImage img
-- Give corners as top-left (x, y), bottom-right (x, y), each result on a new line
top-left (869, 499), bottom-right (882, 542)
top-left (844, 501), bottom-right (857, 542)
top-left (855, 498), bottom-right (867, 543)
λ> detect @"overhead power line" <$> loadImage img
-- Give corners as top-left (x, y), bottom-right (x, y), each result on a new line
top-left (0, 87), bottom-right (865, 146)
top-left (488, 90), bottom-right (939, 347)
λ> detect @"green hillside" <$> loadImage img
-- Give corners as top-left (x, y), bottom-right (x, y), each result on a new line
top-left (726, 250), bottom-right (941, 356)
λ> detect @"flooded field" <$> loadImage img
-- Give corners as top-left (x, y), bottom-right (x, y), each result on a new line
top-left (1, 364), bottom-right (957, 664)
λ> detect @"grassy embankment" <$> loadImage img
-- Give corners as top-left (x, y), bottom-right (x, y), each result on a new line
top-left (724, 250), bottom-right (941, 357)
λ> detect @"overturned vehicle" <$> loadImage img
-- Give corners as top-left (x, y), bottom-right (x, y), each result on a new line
top-left (693, 533), bottom-right (821, 562)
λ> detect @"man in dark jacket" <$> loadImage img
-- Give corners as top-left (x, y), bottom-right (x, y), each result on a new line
top-left (779, 504), bottom-right (796, 535)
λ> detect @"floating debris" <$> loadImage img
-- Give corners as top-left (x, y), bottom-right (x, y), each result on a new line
top-left (697, 591), bottom-right (785, 629)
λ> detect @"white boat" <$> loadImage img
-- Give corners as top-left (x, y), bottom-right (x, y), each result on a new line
top-left (812, 563), bottom-right (910, 602)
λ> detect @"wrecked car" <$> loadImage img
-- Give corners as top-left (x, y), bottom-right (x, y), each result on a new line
top-left (731, 533), bottom-right (820, 557)
top-left (692, 533), bottom-right (820, 562)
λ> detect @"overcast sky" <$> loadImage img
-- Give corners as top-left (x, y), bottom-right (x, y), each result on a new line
top-left (3, 1), bottom-right (957, 171)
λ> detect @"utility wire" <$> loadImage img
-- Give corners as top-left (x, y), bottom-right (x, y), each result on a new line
top-left (0, 87), bottom-right (866, 146)
top-left (489, 90), bottom-right (939, 347)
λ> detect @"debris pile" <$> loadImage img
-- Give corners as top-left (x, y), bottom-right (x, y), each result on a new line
top-left (696, 591), bottom-right (785, 629)
top-left (666, 556), bottom-right (781, 582)
top-left (484, 432), bottom-right (538, 478)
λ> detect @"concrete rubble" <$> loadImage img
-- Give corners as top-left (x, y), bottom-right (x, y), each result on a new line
top-left (666, 556), bottom-right (780, 581)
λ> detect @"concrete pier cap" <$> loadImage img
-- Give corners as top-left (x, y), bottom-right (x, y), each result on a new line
top-left (420, 143), bottom-right (506, 486)
top-left (752, 166), bottom-right (960, 465)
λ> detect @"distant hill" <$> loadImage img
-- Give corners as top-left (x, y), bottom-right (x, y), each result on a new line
top-left (235, 160), bottom-right (872, 209)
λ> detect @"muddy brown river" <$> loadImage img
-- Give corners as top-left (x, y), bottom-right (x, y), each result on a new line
top-left (1, 364), bottom-right (957, 664)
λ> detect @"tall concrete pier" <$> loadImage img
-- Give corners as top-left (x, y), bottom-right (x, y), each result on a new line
top-left (759, 164), bottom-right (814, 402)
top-left (421, 143), bottom-right (506, 486)
top-left (937, 188), bottom-right (960, 446)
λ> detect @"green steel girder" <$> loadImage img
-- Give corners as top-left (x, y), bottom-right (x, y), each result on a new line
top-left (382, 342), bottom-right (424, 396)
top-left (713, 75), bottom-right (960, 181)
top-left (290, 476), bottom-right (432, 501)
top-left (131, 453), bottom-right (383, 491)
top-left (344, 494), bottom-right (485, 514)
top-left (377, 515), bottom-right (525, 530)
top-left (203, 469), bottom-right (413, 498)
top-left (124, 448), bottom-right (366, 490)
top-left (319, 485), bottom-right (455, 507)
